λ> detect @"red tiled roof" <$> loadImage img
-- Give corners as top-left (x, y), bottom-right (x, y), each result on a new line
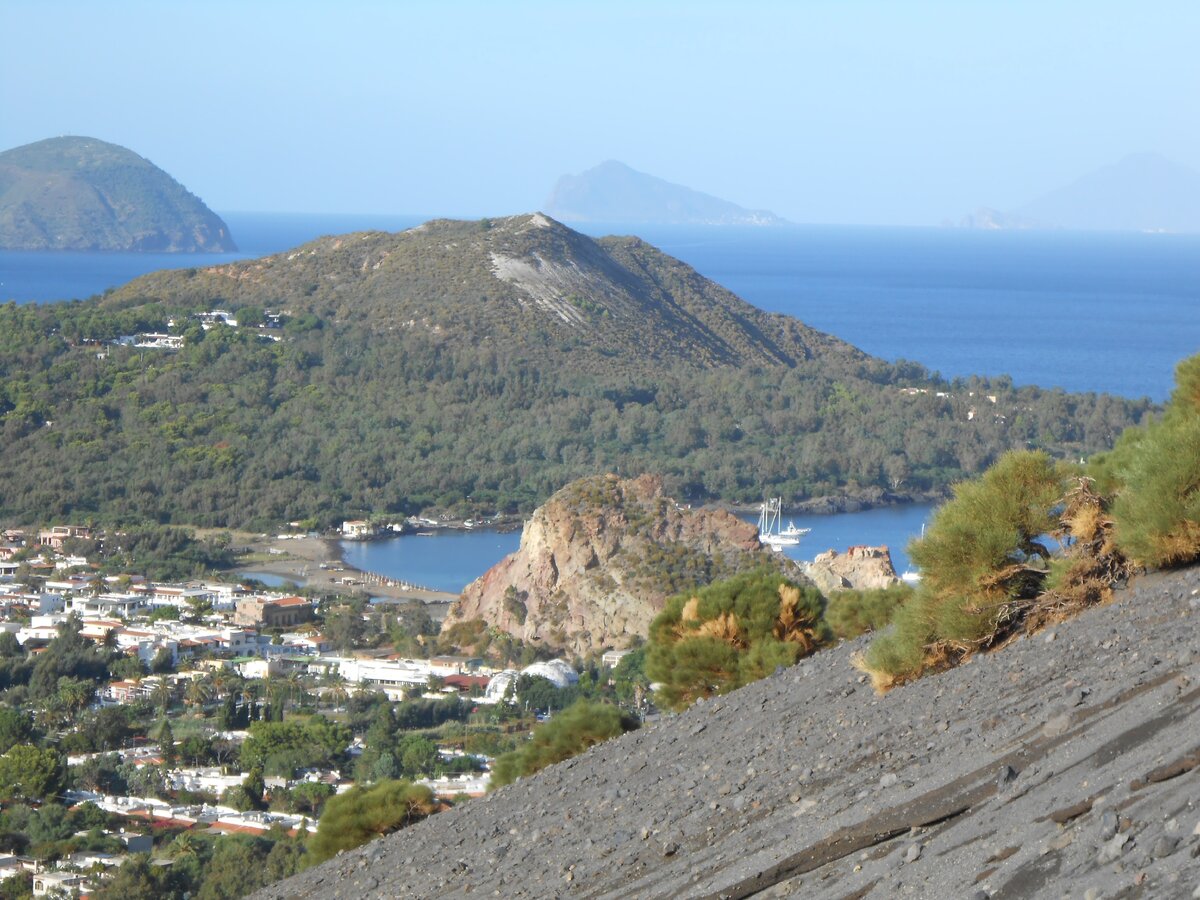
top-left (443, 674), bottom-right (490, 690)
top-left (269, 596), bottom-right (311, 608)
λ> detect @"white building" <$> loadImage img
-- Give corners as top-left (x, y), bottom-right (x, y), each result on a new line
top-left (67, 592), bottom-right (146, 619)
top-left (483, 659), bottom-right (579, 704)
top-left (330, 656), bottom-right (432, 699)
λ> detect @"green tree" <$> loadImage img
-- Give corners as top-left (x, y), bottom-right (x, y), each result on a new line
top-left (157, 720), bottom-right (176, 768)
top-left (305, 780), bottom-right (436, 866)
top-left (240, 717), bottom-right (351, 776)
top-left (863, 450), bottom-right (1063, 687)
top-left (150, 678), bottom-right (174, 714)
top-left (184, 676), bottom-right (213, 712)
top-left (1104, 353), bottom-right (1200, 568)
top-left (288, 781), bottom-right (334, 815)
top-left (71, 753), bottom-right (127, 795)
top-left (490, 700), bottom-right (638, 788)
top-left (395, 735), bottom-right (438, 779)
top-left (646, 571), bottom-right (830, 711)
top-left (0, 709), bottom-right (34, 756)
top-left (109, 654), bottom-right (147, 680)
top-left (823, 583), bottom-right (914, 640)
top-left (0, 745), bottom-right (66, 803)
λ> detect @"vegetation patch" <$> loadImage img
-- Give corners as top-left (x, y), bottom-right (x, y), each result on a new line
top-left (489, 700), bottom-right (639, 788)
top-left (860, 351), bottom-right (1200, 691)
top-left (646, 570), bottom-right (830, 711)
top-left (860, 451), bottom-right (1063, 689)
top-left (305, 779), bottom-right (437, 865)
top-left (823, 583), bottom-right (914, 640)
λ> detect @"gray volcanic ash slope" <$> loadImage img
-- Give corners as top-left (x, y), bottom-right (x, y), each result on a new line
top-left (258, 567), bottom-right (1200, 899)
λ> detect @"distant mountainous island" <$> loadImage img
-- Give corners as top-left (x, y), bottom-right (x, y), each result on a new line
top-left (0, 136), bottom-right (236, 252)
top-left (0, 213), bottom-right (1147, 529)
top-left (544, 160), bottom-right (786, 226)
top-left (961, 152), bottom-right (1200, 233)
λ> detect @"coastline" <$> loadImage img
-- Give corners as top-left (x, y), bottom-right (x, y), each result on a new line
top-left (229, 534), bottom-right (459, 607)
top-left (220, 490), bottom-right (941, 606)
top-left (724, 487), bottom-right (945, 517)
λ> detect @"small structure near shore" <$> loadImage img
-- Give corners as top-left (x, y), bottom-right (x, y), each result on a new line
top-left (341, 520), bottom-right (376, 539)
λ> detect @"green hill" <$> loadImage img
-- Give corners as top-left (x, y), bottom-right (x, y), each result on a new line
top-left (0, 214), bottom-right (1149, 529)
top-left (0, 136), bottom-right (235, 252)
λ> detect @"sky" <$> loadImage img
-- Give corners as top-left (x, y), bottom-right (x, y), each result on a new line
top-left (2, 0), bottom-right (1198, 225)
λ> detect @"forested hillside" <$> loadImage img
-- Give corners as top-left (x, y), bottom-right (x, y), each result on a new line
top-left (0, 214), bottom-right (1150, 529)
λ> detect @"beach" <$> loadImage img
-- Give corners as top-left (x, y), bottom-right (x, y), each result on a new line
top-left (230, 534), bottom-right (459, 608)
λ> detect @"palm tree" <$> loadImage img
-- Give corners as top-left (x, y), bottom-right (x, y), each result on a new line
top-left (36, 695), bottom-right (68, 731)
top-left (169, 831), bottom-right (200, 859)
top-left (149, 678), bottom-right (173, 715)
top-left (184, 676), bottom-right (212, 713)
top-left (283, 670), bottom-right (307, 711)
top-left (209, 668), bottom-right (232, 699)
top-left (55, 676), bottom-right (93, 717)
top-left (322, 672), bottom-right (350, 710)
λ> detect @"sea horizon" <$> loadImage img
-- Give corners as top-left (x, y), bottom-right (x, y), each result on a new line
top-left (4, 212), bottom-right (1198, 402)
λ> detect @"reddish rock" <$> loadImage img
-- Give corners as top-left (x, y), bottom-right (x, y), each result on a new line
top-left (442, 474), bottom-right (784, 655)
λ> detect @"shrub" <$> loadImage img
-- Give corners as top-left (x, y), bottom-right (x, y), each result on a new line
top-left (305, 780), bottom-right (436, 865)
top-left (645, 570), bottom-right (830, 711)
top-left (861, 451), bottom-right (1063, 688)
top-left (824, 583), bottom-right (914, 640)
top-left (1106, 355), bottom-right (1200, 567)
top-left (489, 700), bottom-right (638, 788)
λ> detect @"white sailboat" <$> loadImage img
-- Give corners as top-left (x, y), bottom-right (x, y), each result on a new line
top-left (757, 498), bottom-right (810, 550)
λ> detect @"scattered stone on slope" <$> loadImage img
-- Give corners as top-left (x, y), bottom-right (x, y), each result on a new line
top-left (256, 564), bottom-right (1200, 900)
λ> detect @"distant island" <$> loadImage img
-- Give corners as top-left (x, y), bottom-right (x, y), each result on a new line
top-left (544, 160), bottom-right (786, 226)
top-left (0, 136), bottom-right (236, 252)
top-left (960, 152), bottom-right (1200, 233)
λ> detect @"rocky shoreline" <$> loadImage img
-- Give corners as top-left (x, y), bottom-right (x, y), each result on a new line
top-left (227, 487), bottom-right (940, 611)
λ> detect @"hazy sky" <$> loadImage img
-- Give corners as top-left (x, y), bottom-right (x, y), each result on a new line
top-left (3, 0), bottom-right (1197, 224)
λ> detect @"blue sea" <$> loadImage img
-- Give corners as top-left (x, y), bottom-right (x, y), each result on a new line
top-left (4, 213), bottom-right (1196, 401)
top-left (340, 503), bottom-right (936, 595)
top-left (4, 212), bottom-right (1197, 586)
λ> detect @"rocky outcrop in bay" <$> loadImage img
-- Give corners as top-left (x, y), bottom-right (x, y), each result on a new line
top-left (804, 544), bottom-right (901, 594)
top-left (441, 473), bottom-right (789, 655)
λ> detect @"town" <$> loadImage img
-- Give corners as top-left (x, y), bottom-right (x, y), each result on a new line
top-left (0, 524), bottom-right (642, 897)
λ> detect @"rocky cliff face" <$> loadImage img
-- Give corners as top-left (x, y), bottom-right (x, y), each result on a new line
top-left (442, 473), bottom-right (787, 655)
top-left (804, 545), bottom-right (901, 594)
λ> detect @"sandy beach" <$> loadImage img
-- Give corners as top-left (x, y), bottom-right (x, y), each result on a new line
top-left (229, 534), bottom-right (459, 608)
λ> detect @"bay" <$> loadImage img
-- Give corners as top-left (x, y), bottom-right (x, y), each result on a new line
top-left (339, 502), bottom-right (936, 596)
top-left (340, 530), bottom-right (523, 595)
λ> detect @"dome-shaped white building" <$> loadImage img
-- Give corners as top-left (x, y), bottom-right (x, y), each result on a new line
top-left (520, 658), bottom-right (579, 689)
top-left (482, 658), bottom-right (580, 704)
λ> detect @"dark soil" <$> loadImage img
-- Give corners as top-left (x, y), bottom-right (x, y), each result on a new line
top-left (257, 565), bottom-right (1200, 899)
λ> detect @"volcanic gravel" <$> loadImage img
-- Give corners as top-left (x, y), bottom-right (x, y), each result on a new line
top-left (257, 566), bottom-right (1200, 899)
